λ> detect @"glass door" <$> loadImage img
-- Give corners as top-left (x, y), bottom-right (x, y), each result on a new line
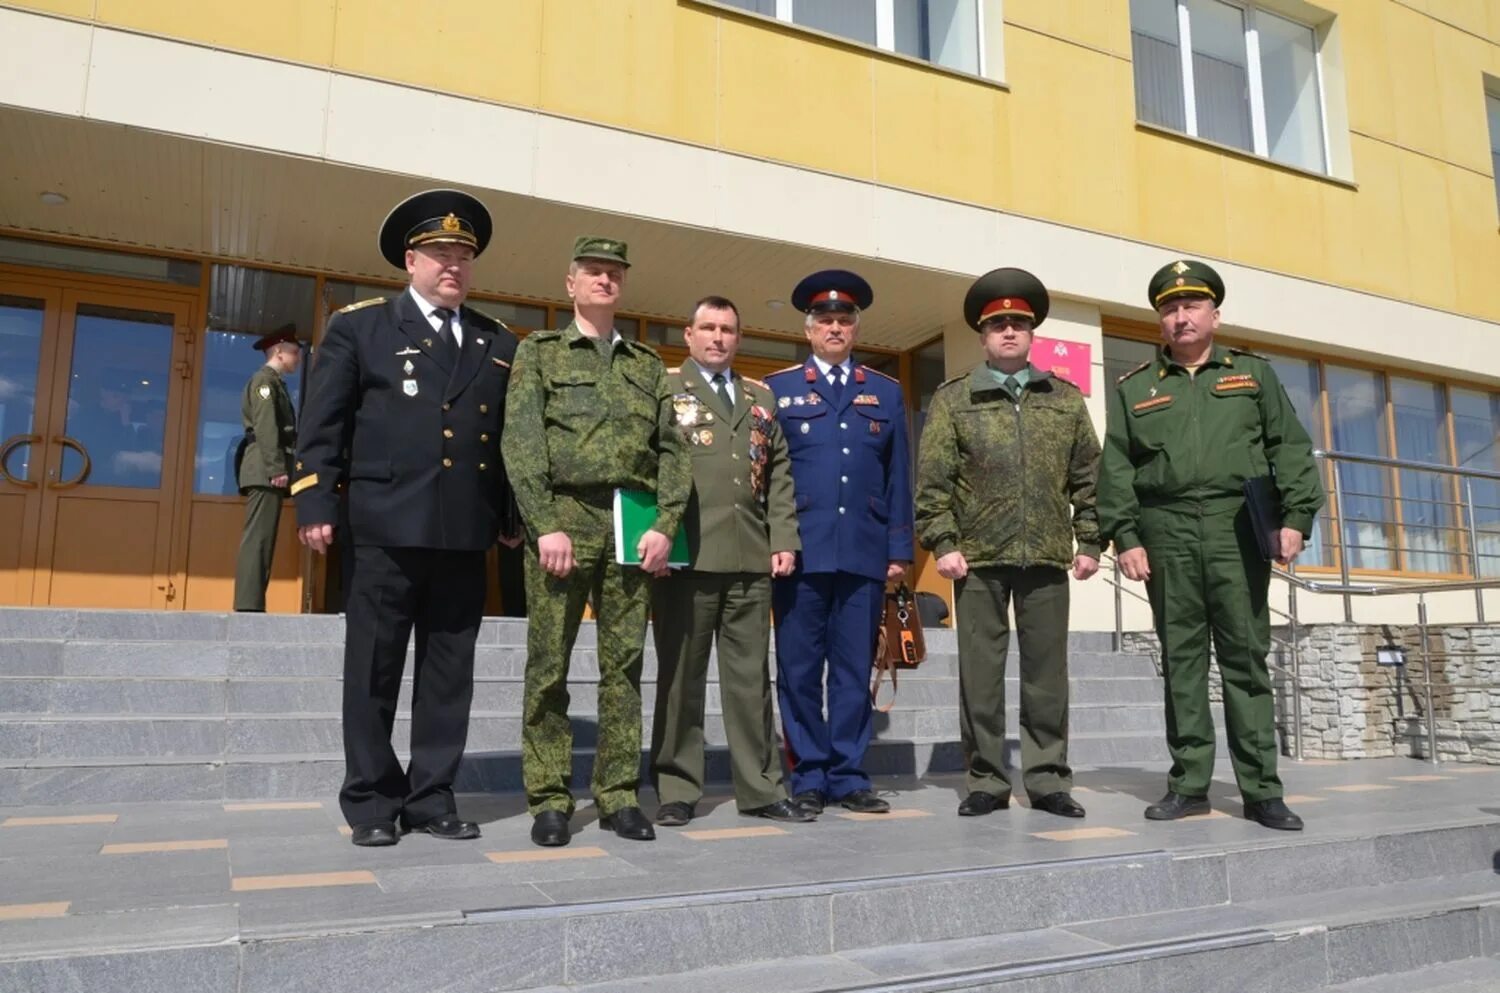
top-left (0, 284), bottom-right (62, 605)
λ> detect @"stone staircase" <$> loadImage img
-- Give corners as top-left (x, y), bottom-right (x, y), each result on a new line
top-left (0, 607), bottom-right (1180, 805)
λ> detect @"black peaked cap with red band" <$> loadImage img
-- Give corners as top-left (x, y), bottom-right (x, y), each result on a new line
top-left (963, 267), bottom-right (1050, 332)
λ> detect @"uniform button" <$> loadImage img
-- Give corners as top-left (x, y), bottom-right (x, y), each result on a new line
top-left (840, 422), bottom-right (847, 430)
top-left (442, 403), bottom-right (451, 411)
top-left (731, 453), bottom-right (739, 460)
top-left (480, 433), bottom-right (489, 442)
top-left (842, 447), bottom-right (850, 455)
top-left (479, 404), bottom-right (488, 413)
top-left (442, 458), bottom-right (453, 468)
top-left (733, 478), bottom-right (740, 486)
top-left (841, 475), bottom-right (848, 483)
top-left (443, 428), bottom-right (454, 438)
top-left (838, 506), bottom-right (846, 515)
top-left (479, 463), bottom-right (487, 471)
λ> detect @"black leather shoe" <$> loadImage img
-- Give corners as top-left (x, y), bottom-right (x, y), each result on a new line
top-left (530, 810), bottom-right (571, 847)
top-left (655, 801), bottom-right (695, 827)
top-left (1031, 792), bottom-right (1086, 818)
top-left (742, 799), bottom-right (817, 823)
top-left (1245, 797), bottom-right (1304, 831)
top-left (792, 791), bottom-right (825, 815)
top-left (600, 806), bottom-right (656, 841)
top-left (350, 821), bottom-right (399, 847)
top-left (957, 791), bottom-right (1008, 816)
top-left (1144, 791), bottom-right (1212, 820)
top-left (406, 813), bottom-right (480, 840)
top-left (838, 790), bottom-right (890, 814)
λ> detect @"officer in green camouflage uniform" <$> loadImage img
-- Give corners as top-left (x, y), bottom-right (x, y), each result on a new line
top-left (502, 236), bottom-right (692, 847)
top-left (1098, 259), bottom-right (1324, 832)
top-left (233, 327), bottom-right (301, 612)
top-left (650, 295), bottom-right (811, 826)
top-left (915, 268), bottom-right (1101, 820)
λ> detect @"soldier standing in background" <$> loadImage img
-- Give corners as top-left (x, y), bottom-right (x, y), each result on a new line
top-left (233, 327), bottom-right (301, 612)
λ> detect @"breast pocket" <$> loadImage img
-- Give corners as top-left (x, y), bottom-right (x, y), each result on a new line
top-left (545, 370), bottom-right (599, 422)
top-left (1127, 395), bottom-right (1178, 452)
top-left (854, 407), bottom-right (890, 447)
top-left (780, 406), bottom-right (827, 450)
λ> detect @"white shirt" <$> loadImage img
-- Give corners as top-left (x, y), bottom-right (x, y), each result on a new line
top-left (693, 360), bottom-right (735, 407)
top-left (408, 286), bottom-right (463, 348)
top-left (811, 354), bottom-right (853, 387)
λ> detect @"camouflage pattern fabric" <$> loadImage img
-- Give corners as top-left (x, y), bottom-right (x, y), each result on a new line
top-left (915, 365), bottom-right (1101, 569)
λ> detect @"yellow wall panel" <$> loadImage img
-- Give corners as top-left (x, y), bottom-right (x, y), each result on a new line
top-left (1133, 133), bottom-right (1229, 260)
top-left (1006, 29), bottom-right (1136, 233)
top-left (1444, 166), bottom-right (1500, 320)
top-left (872, 63), bottom-right (1009, 206)
top-left (1003, 0), bottom-right (1131, 59)
top-left (94, 0), bottom-right (337, 65)
top-left (1338, 1), bottom-right (1396, 143)
top-left (1433, 29), bottom-right (1495, 175)
top-left (1341, 136), bottom-right (1414, 300)
top-left (1395, 152), bottom-right (1459, 311)
top-left (1317, 181), bottom-right (1363, 290)
top-left (717, 17), bottom-right (875, 177)
top-left (538, 0), bottom-right (716, 147)
top-left (1423, 0), bottom-right (1495, 42)
top-left (1384, 2), bottom-right (1449, 163)
top-left (331, 0), bottom-right (542, 108)
top-left (8, 0), bottom-right (94, 18)
top-left (1222, 164), bottom-right (1326, 277)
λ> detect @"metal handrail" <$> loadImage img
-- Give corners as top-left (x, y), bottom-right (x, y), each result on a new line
top-left (1314, 448), bottom-right (1500, 481)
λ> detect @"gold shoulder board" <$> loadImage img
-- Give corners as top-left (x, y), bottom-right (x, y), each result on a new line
top-left (338, 297), bottom-right (385, 314)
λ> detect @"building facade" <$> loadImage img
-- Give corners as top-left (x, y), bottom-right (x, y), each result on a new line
top-left (0, 0), bottom-right (1497, 626)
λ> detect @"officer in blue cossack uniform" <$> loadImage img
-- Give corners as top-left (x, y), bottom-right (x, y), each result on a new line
top-left (766, 270), bottom-right (914, 815)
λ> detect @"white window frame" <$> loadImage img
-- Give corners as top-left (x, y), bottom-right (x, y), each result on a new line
top-left (1152, 0), bottom-right (1331, 173)
top-left (763, 0), bottom-right (988, 77)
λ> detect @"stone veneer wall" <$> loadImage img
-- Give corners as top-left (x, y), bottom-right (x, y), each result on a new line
top-left (1121, 623), bottom-right (1500, 764)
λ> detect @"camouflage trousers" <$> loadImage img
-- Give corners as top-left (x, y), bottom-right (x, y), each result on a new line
top-left (522, 529), bottom-right (651, 817)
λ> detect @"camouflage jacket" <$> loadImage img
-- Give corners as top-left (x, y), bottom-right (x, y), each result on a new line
top-left (501, 320), bottom-right (691, 539)
top-left (1098, 343), bottom-right (1324, 551)
top-left (915, 364), bottom-right (1101, 570)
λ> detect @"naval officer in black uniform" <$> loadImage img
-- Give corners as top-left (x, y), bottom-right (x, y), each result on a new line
top-left (293, 189), bottom-right (520, 846)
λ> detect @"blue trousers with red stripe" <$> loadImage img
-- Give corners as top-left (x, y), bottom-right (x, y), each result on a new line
top-left (771, 570), bottom-right (884, 799)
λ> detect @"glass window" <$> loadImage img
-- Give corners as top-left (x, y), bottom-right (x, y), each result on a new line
top-left (0, 237), bottom-right (200, 286)
top-left (1389, 377), bottom-right (1457, 573)
top-left (910, 337), bottom-right (946, 460)
top-left (1451, 388), bottom-right (1500, 578)
top-left (1267, 355), bottom-right (1328, 567)
top-left (1129, 0), bottom-right (1329, 174)
top-left (471, 299), bottom-right (547, 333)
top-left (323, 280), bottom-right (400, 317)
top-left (1102, 335), bottom-right (1160, 400)
top-left (1324, 365), bottom-right (1394, 570)
top-left (0, 296), bottom-right (46, 482)
top-left (717, 0), bottom-right (982, 74)
top-left (796, 0), bottom-right (878, 46)
top-left (61, 305), bottom-right (176, 489)
top-left (894, 0), bottom-right (981, 75)
top-left (643, 321), bottom-right (679, 347)
top-left (1187, 0), bottom-right (1252, 152)
top-left (209, 266), bottom-right (315, 340)
top-left (736, 333), bottom-right (801, 362)
top-left (195, 332), bottom-right (303, 496)
top-left (1258, 10), bottom-right (1325, 172)
top-left (1487, 91), bottom-right (1500, 215)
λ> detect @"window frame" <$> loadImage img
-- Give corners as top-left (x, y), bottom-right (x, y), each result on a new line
top-left (1102, 318), bottom-right (1496, 581)
top-left (1134, 0), bottom-right (1332, 175)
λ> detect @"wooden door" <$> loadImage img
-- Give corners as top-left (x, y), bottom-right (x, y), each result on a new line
top-left (28, 289), bottom-right (194, 608)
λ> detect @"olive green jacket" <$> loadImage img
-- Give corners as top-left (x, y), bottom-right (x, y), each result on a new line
top-left (237, 364), bottom-right (296, 493)
top-left (1097, 343), bottom-right (1325, 552)
top-left (915, 365), bottom-right (1101, 570)
top-left (666, 363), bottom-right (800, 573)
top-left (502, 321), bottom-right (691, 539)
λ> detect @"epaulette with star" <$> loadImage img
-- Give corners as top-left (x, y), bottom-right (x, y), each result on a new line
top-left (337, 297), bottom-right (385, 314)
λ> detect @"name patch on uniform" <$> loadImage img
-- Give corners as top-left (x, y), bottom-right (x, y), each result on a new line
top-left (852, 394), bottom-right (879, 406)
top-left (1132, 395), bottom-right (1174, 413)
top-left (1214, 377), bottom-right (1259, 393)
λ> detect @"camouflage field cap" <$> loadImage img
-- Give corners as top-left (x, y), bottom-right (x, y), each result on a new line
top-left (573, 235), bottom-right (630, 268)
top-left (1149, 259), bottom-right (1225, 308)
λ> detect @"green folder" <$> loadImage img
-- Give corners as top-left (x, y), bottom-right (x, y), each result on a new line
top-left (613, 488), bottom-right (690, 567)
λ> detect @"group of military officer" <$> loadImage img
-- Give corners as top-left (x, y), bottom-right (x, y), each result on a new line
top-left (284, 186), bottom-right (1324, 848)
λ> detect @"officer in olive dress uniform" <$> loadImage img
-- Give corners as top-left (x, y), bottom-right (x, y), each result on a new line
top-left (915, 269), bottom-right (1101, 819)
top-left (650, 295), bottom-right (812, 826)
top-left (1098, 260), bottom-right (1325, 831)
top-left (766, 270), bottom-right (914, 815)
top-left (292, 189), bottom-right (520, 847)
top-left (502, 236), bottom-right (692, 848)
top-left (233, 327), bottom-right (302, 612)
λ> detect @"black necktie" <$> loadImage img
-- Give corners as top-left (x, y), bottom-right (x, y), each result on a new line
top-left (831, 365), bottom-right (846, 401)
top-left (711, 372), bottom-right (731, 414)
top-left (433, 307), bottom-right (457, 355)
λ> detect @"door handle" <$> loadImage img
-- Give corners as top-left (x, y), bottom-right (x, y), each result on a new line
top-left (51, 435), bottom-right (92, 490)
top-left (0, 434), bottom-right (40, 489)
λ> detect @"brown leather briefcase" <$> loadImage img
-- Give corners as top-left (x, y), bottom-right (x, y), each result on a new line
top-left (871, 584), bottom-right (926, 712)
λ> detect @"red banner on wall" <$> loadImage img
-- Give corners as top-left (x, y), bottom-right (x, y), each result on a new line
top-left (1031, 336), bottom-right (1092, 396)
